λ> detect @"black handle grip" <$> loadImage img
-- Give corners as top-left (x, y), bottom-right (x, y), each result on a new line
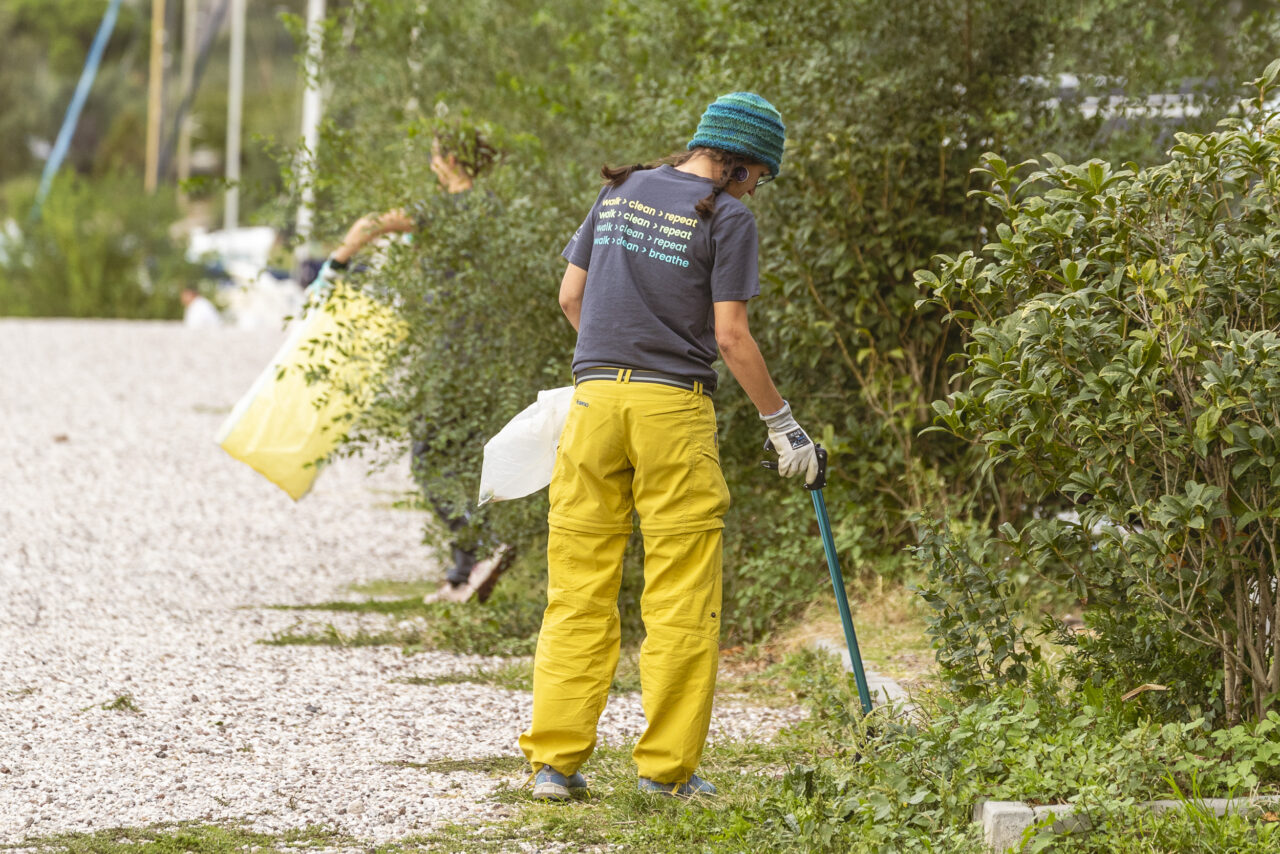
top-left (760, 440), bottom-right (828, 490)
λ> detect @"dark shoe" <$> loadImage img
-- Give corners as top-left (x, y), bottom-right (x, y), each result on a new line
top-left (637, 773), bottom-right (716, 797)
top-left (533, 765), bottom-right (589, 802)
top-left (469, 545), bottom-right (516, 604)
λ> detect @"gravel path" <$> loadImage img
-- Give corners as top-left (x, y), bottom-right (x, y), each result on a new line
top-left (0, 319), bottom-right (803, 847)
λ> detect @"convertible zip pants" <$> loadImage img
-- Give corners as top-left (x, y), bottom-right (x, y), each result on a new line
top-left (518, 375), bottom-right (730, 784)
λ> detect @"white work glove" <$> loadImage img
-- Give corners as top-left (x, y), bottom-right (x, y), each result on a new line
top-left (761, 401), bottom-right (819, 486)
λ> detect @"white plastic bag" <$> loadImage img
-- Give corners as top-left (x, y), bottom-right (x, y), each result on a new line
top-left (478, 386), bottom-right (575, 505)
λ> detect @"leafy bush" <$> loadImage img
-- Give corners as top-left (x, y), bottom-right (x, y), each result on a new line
top-left (746, 661), bottom-right (1280, 852)
top-left (919, 67), bottom-right (1280, 722)
top-left (913, 519), bottom-right (1041, 698)
top-left (297, 0), bottom-right (1280, 642)
top-left (0, 175), bottom-right (195, 318)
top-left (298, 0), bottom-right (1080, 639)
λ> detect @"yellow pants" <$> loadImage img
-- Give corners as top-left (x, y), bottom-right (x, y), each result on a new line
top-left (518, 376), bottom-right (730, 783)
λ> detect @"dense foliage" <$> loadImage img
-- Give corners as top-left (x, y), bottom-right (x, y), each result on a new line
top-left (458, 651), bottom-right (1279, 852)
top-left (298, 0), bottom-right (1280, 642)
top-left (919, 68), bottom-right (1280, 722)
top-left (739, 663), bottom-right (1280, 853)
top-left (0, 175), bottom-right (194, 318)
top-left (0, 0), bottom-right (312, 317)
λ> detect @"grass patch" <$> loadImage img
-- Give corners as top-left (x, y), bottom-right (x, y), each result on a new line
top-left (375, 825), bottom-right (548, 853)
top-left (261, 622), bottom-right (403, 650)
top-left (780, 581), bottom-right (935, 685)
top-left (395, 683), bottom-right (839, 853)
top-left (260, 553), bottom-right (545, 657)
top-left (373, 651), bottom-right (855, 853)
top-left (345, 578), bottom-right (439, 599)
top-left (7, 822), bottom-right (349, 853)
top-left (385, 755), bottom-right (530, 775)
top-left (399, 660), bottom-right (534, 692)
top-left (100, 694), bottom-right (141, 713)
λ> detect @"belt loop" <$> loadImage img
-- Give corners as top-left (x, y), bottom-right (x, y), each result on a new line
top-left (693, 380), bottom-right (703, 396)
top-left (623, 368), bottom-right (633, 384)
top-left (615, 368), bottom-right (624, 383)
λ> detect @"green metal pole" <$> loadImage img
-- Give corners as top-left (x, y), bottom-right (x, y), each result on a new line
top-left (811, 485), bottom-right (873, 714)
top-left (763, 442), bottom-right (875, 715)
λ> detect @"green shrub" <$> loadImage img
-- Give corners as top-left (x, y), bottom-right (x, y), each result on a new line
top-left (913, 518), bottom-right (1042, 698)
top-left (299, 0), bottom-right (1087, 641)
top-left (297, 0), bottom-right (1280, 643)
top-left (747, 664), bottom-right (1280, 852)
top-left (0, 174), bottom-right (195, 318)
top-left (919, 66), bottom-right (1280, 722)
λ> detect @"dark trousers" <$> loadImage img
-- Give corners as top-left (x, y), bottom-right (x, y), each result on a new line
top-left (411, 427), bottom-right (476, 586)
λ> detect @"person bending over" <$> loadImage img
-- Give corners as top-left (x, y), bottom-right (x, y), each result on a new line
top-left (519, 92), bottom-right (818, 801)
top-left (322, 131), bottom-right (514, 604)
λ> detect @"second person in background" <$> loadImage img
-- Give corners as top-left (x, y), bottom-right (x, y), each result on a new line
top-left (319, 128), bottom-right (515, 604)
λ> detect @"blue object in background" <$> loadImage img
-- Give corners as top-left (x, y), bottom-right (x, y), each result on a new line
top-left (30, 0), bottom-right (125, 222)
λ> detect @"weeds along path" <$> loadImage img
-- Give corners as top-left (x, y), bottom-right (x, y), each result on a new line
top-left (0, 319), bottom-right (802, 846)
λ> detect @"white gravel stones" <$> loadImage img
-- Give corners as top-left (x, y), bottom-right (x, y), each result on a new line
top-left (0, 319), bottom-right (804, 847)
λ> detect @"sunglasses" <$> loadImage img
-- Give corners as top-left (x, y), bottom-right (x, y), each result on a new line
top-left (734, 166), bottom-right (776, 186)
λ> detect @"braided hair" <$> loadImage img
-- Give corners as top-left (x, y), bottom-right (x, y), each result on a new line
top-left (600, 147), bottom-right (759, 219)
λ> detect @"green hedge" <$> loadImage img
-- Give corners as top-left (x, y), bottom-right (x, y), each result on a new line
top-left (919, 67), bottom-right (1280, 723)
top-left (0, 175), bottom-right (193, 319)
top-left (298, 0), bottom-right (1280, 642)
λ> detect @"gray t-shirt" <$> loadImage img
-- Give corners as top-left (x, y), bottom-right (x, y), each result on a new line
top-left (562, 165), bottom-right (760, 392)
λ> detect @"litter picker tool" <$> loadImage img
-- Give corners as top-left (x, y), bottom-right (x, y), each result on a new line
top-left (763, 441), bottom-right (874, 714)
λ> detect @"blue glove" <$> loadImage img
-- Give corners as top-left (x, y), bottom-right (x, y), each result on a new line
top-left (305, 257), bottom-right (346, 295)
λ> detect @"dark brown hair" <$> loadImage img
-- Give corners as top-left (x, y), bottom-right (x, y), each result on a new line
top-left (437, 130), bottom-right (500, 178)
top-left (600, 147), bottom-right (759, 218)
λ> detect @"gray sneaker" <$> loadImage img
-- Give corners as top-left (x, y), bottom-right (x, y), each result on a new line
top-left (533, 765), bottom-right (589, 802)
top-left (637, 773), bottom-right (716, 797)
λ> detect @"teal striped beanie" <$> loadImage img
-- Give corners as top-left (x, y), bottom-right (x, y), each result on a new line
top-left (687, 92), bottom-right (786, 177)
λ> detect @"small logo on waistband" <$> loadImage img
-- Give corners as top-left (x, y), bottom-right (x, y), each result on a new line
top-left (576, 399), bottom-right (589, 407)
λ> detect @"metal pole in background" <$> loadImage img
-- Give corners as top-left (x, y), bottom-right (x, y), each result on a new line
top-left (157, 0), bottom-right (231, 182)
top-left (176, 0), bottom-right (198, 205)
top-left (224, 0), bottom-right (246, 229)
top-left (294, 0), bottom-right (326, 247)
top-left (144, 0), bottom-right (167, 194)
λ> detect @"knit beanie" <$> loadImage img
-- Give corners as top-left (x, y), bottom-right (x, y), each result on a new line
top-left (687, 92), bottom-right (786, 177)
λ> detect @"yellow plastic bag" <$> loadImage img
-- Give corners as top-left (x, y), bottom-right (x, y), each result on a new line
top-left (215, 284), bottom-right (405, 500)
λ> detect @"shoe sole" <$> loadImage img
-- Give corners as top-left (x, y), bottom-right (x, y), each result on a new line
top-left (532, 781), bottom-right (570, 801)
top-left (470, 547), bottom-right (516, 604)
top-left (532, 784), bottom-right (589, 802)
